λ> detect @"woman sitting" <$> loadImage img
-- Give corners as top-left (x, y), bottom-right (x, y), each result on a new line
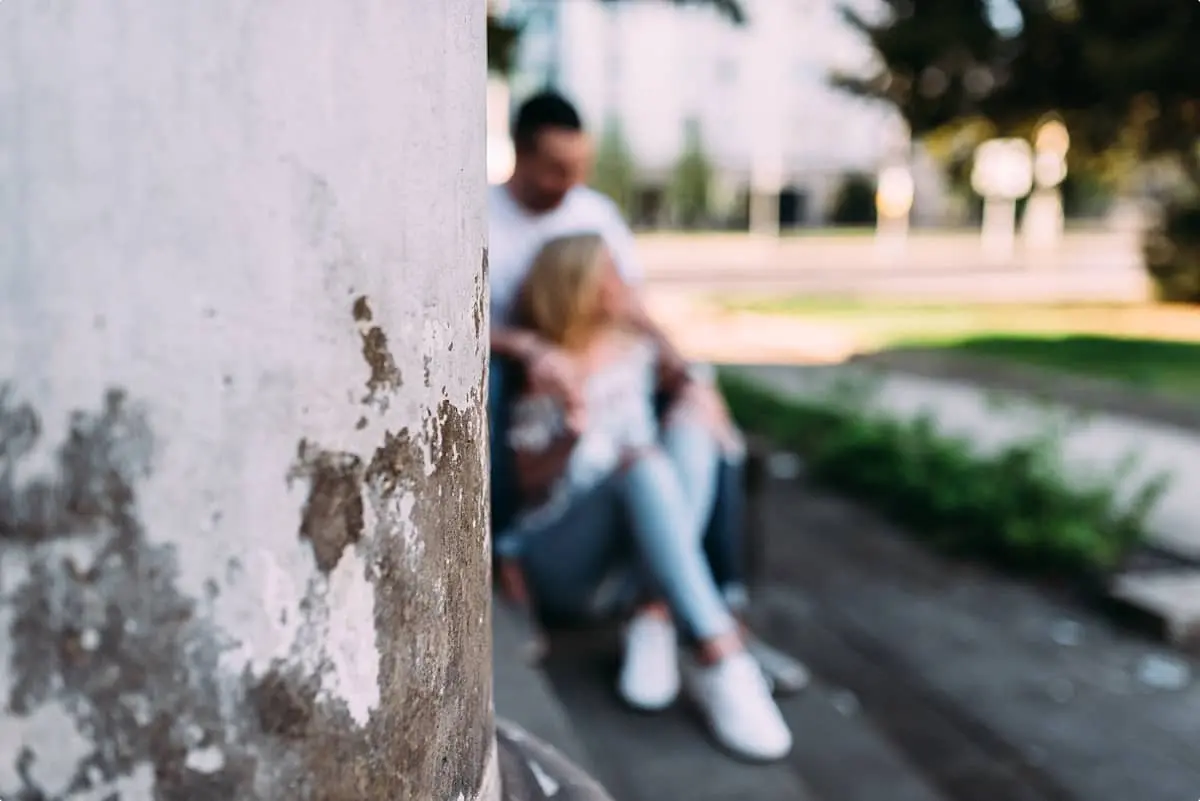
top-left (495, 233), bottom-right (792, 763)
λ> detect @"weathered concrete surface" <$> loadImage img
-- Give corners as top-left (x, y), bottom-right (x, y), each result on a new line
top-left (0, 3), bottom-right (493, 800)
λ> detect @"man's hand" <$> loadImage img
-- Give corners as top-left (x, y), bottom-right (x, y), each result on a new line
top-left (494, 326), bottom-right (583, 408)
top-left (525, 343), bottom-right (583, 412)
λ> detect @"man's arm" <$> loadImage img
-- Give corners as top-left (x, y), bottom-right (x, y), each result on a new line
top-left (621, 281), bottom-right (741, 451)
top-left (596, 195), bottom-right (692, 382)
top-left (624, 293), bottom-right (693, 392)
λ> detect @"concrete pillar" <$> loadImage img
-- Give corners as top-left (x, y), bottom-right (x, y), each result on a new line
top-left (0, 3), bottom-right (494, 800)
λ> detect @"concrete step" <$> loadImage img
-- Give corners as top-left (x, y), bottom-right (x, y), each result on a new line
top-left (753, 587), bottom-right (1062, 801)
top-left (492, 596), bottom-right (594, 772)
top-left (535, 619), bottom-right (957, 801)
top-left (1107, 569), bottom-right (1200, 647)
top-left (540, 627), bottom-right (822, 801)
top-left (749, 589), bottom-right (950, 801)
top-left (758, 478), bottom-right (1200, 801)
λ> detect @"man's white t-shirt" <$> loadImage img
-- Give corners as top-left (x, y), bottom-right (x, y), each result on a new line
top-left (488, 183), bottom-right (642, 326)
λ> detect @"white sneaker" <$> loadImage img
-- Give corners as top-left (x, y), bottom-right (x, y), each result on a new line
top-left (618, 613), bottom-right (680, 711)
top-left (689, 651), bottom-right (793, 762)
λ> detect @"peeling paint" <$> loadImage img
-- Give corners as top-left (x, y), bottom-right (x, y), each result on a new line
top-left (4, 1), bottom-right (493, 796)
top-left (474, 247), bottom-right (489, 340)
top-left (352, 296), bottom-right (403, 411)
top-left (288, 442), bottom-right (366, 573)
top-left (0, 381), bottom-right (487, 797)
top-left (0, 389), bottom-right (248, 799)
top-left (0, 388), bottom-right (153, 544)
top-left (247, 664), bottom-right (317, 739)
top-left (320, 546), bottom-right (380, 726)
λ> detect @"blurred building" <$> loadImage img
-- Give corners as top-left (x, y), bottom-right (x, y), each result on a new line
top-left (492, 0), bottom-right (948, 229)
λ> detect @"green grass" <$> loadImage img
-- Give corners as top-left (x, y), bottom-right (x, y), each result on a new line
top-left (716, 297), bottom-right (1200, 398)
top-left (936, 335), bottom-right (1200, 397)
top-left (714, 299), bottom-right (1129, 346)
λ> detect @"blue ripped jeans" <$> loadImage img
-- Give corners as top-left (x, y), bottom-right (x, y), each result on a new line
top-left (490, 357), bottom-right (748, 640)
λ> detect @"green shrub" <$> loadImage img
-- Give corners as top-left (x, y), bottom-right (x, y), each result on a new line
top-left (1143, 200), bottom-right (1200, 304)
top-left (720, 372), bottom-right (1169, 576)
top-left (830, 173), bottom-right (878, 226)
top-left (592, 119), bottom-right (638, 221)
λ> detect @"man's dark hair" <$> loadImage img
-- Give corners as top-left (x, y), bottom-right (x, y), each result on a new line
top-left (512, 91), bottom-right (583, 153)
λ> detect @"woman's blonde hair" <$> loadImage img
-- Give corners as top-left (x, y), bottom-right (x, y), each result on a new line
top-left (514, 233), bottom-right (611, 351)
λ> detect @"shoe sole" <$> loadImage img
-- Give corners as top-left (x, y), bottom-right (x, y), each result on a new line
top-left (617, 684), bottom-right (680, 714)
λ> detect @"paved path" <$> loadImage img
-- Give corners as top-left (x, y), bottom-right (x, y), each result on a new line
top-left (635, 229), bottom-right (1149, 304)
top-left (644, 265), bottom-right (1148, 304)
top-left (757, 482), bottom-right (1200, 801)
top-left (496, 476), bottom-right (1200, 801)
top-left (644, 292), bottom-right (858, 365)
top-left (730, 363), bottom-right (1200, 562)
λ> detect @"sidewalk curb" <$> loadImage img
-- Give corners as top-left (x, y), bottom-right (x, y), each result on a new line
top-left (1105, 571), bottom-right (1200, 649)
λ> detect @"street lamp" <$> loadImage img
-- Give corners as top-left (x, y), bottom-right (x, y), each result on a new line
top-left (1023, 118), bottom-right (1070, 250)
top-left (972, 137), bottom-right (1034, 264)
top-left (875, 164), bottom-right (914, 260)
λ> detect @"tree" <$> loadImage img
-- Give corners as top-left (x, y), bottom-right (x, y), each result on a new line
top-left (1, 4), bottom-right (498, 799)
top-left (669, 119), bottom-right (715, 229)
top-left (592, 118), bottom-right (640, 219)
top-left (837, 0), bottom-right (1200, 299)
top-left (835, 0), bottom-right (1200, 182)
top-left (488, 0), bottom-right (746, 74)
